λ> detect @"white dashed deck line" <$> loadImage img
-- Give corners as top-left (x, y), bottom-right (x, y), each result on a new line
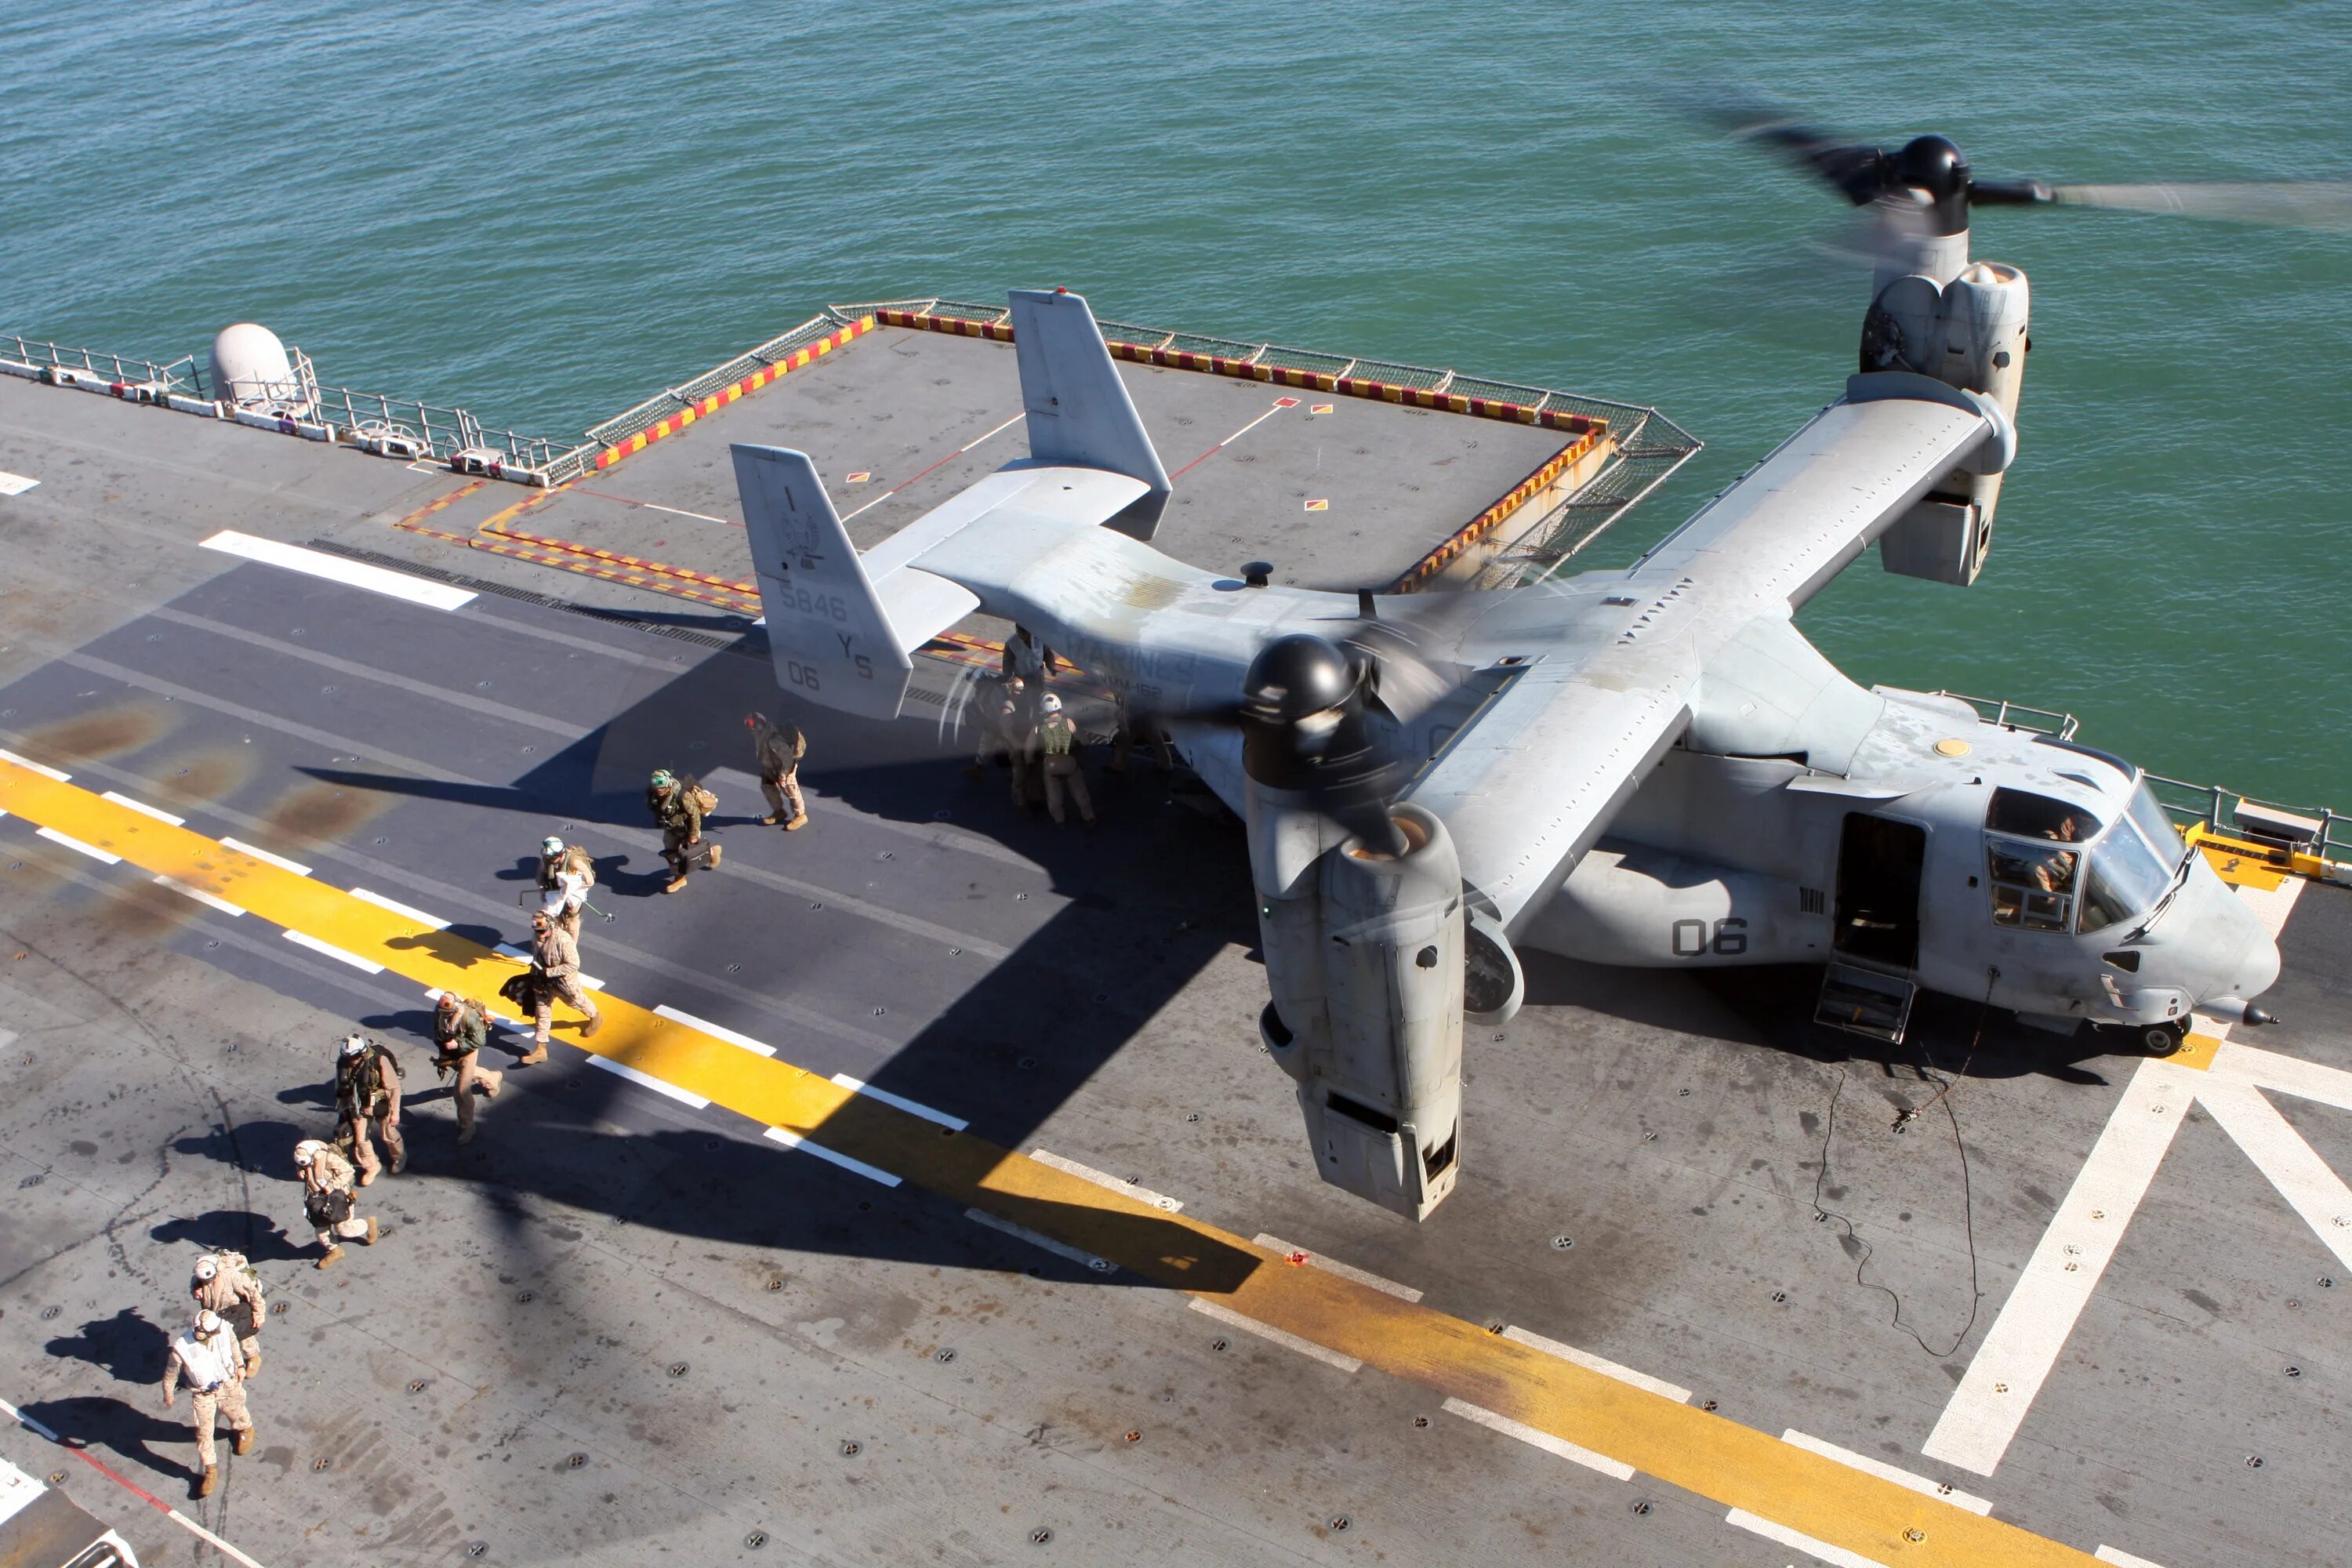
top-left (1780, 1429), bottom-right (1991, 1515)
top-left (1441, 1397), bottom-right (1633, 1480)
top-left (2194, 1076), bottom-right (2352, 1271)
top-left (220, 837), bottom-right (311, 876)
top-left (0, 470), bottom-right (38, 497)
top-left (200, 529), bottom-right (477, 611)
top-left (100, 790), bottom-right (184, 825)
top-left (281, 929), bottom-right (385, 974)
top-left (964, 1209), bottom-right (1112, 1272)
top-left (832, 1073), bottom-right (967, 1131)
top-left (349, 887), bottom-right (450, 929)
top-left (1028, 1149), bottom-right (1184, 1212)
top-left (589, 1055), bottom-right (711, 1109)
top-left (154, 875), bottom-right (245, 917)
top-left (1187, 1299), bottom-right (1361, 1373)
top-left (653, 1004), bottom-right (777, 1057)
top-left (1724, 1508), bottom-right (1887, 1568)
top-left (1499, 1325), bottom-right (1693, 1403)
top-left (34, 826), bottom-right (119, 864)
top-left (1253, 1234), bottom-right (1422, 1301)
top-left (2096, 1545), bottom-right (2169, 1568)
top-left (0, 748), bottom-right (70, 781)
top-left (763, 1127), bottom-right (901, 1187)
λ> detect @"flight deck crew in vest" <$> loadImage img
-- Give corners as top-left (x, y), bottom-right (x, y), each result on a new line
top-left (648, 768), bottom-right (719, 892)
top-left (295, 1138), bottom-right (375, 1267)
top-left (526, 908), bottom-right (600, 1061)
top-left (1034, 692), bottom-right (1095, 826)
top-left (189, 1253), bottom-right (265, 1380)
top-left (161, 1308), bottom-right (256, 1498)
top-left (1002, 626), bottom-right (1057, 704)
top-left (431, 992), bottom-right (503, 1145)
top-left (333, 1033), bottom-right (404, 1185)
top-left (537, 835), bottom-right (593, 938)
top-left (746, 711), bottom-right (809, 830)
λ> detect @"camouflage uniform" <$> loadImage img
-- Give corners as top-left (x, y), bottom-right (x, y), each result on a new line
top-left (648, 777), bottom-right (718, 889)
top-left (431, 995), bottom-right (503, 1143)
top-left (528, 917), bottom-right (601, 1055)
top-left (1034, 706), bottom-right (1095, 826)
top-left (190, 1256), bottom-right (265, 1378)
top-left (160, 1318), bottom-right (254, 1491)
top-left (996, 686), bottom-right (1038, 808)
top-left (333, 1038), bottom-right (405, 1183)
top-left (748, 713), bottom-right (808, 829)
top-left (298, 1141), bottom-right (374, 1266)
top-left (537, 844), bottom-right (593, 938)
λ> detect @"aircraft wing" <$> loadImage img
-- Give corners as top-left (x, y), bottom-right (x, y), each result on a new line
top-left (1630, 370), bottom-right (2005, 613)
top-left (1406, 640), bottom-right (1698, 934)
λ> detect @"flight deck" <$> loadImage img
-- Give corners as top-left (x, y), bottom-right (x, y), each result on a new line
top-left (0, 307), bottom-right (2346, 1568)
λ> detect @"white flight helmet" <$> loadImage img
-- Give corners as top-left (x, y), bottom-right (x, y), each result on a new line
top-left (541, 835), bottom-right (564, 855)
top-left (193, 1255), bottom-right (220, 1281)
top-left (292, 1138), bottom-right (325, 1168)
top-left (195, 1309), bottom-right (224, 1336)
top-left (340, 1034), bottom-right (367, 1058)
top-left (1040, 692), bottom-right (1064, 715)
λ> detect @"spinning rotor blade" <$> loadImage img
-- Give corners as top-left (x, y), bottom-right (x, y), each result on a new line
top-left (1981, 179), bottom-right (2352, 231)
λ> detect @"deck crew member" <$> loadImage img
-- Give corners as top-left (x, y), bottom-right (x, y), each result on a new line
top-left (1034, 692), bottom-right (1095, 826)
top-left (1002, 626), bottom-right (1058, 707)
top-left (746, 711), bottom-right (809, 830)
top-left (333, 1033), bottom-right (404, 1185)
top-left (188, 1253), bottom-right (265, 1381)
top-left (648, 768), bottom-right (720, 893)
top-left (295, 1138), bottom-right (376, 1269)
top-left (537, 835), bottom-right (594, 937)
top-left (1107, 693), bottom-right (1174, 775)
top-left (160, 1309), bottom-right (256, 1499)
top-left (431, 992), bottom-right (503, 1145)
top-left (525, 908), bottom-right (601, 1062)
top-left (996, 678), bottom-right (1039, 809)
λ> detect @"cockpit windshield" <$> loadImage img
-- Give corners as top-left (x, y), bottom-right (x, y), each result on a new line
top-left (1986, 789), bottom-right (2098, 931)
top-left (2128, 781), bottom-right (2184, 861)
top-left (2079, 815), bottom-right (2172, 931)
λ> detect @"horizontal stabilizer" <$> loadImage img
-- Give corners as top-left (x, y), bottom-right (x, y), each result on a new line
top-left (1010, 289), bottom-right (1171, 541)
top-left (735, 445), bottom-right (964, 722)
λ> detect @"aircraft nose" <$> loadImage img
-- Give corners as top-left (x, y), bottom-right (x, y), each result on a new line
top-left (2235, 920), bottom-right (2282, 1001)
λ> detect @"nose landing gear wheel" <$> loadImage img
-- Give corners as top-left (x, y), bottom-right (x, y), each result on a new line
top-left (2142, 1020), bottom-right (2188, 1057)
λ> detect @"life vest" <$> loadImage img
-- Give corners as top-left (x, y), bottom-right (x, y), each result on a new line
top-left (336, 1041), bottom-right (400, 1112)
top-left (1040, 716), bottom-right (1077, 757)
top-left (172, 1327), bottom-right (241, 1391)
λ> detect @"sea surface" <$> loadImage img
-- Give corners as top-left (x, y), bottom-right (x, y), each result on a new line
top-left (2, 2), bottom-right (2345, 806)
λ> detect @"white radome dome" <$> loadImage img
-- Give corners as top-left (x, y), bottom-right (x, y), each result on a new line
top-left (209, 322), bottom-right (296, 406)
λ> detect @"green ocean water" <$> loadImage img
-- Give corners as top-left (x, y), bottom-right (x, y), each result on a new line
top-left (3, 2), bottom-right (2345, 806)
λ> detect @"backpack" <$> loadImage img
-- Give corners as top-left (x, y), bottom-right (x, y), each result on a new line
top-left (683, 775), bottom-right (719, 815)
top-left (561, 844), bottom-right (596, 887)
top-left (198, 1250), bottom-right (266, 1330)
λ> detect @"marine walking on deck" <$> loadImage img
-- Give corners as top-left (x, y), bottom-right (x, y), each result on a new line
top-left (747, 711), bottom-right (810, 830)
top-left (332, 1033), bottom-right (404, 1184)
top-left (648, 768), bottom-right (720, 892)
top-left (188, 1252), bottom-right (265, 1381)
top-left (432, 991), bottom-right (503, 1145)
top-left (525, 907), bottom-right (600, 1058)
top-left (160, 1310), bottom-right (256, 1499)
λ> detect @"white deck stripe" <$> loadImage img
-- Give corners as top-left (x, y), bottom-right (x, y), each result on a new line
top-left (1442, 1397), bottom-right (1633, 1480)
top-left (2096, 1545), bottom-right (2169, 1568)
top-left (1780, 1429), bottom-right (1991, 1515)
top-left (763, 1126), bottom-right (901, 1186)
top-left (220, 837), bottom-right (311, 875)
top-left (154, 875), bottom-right (245, 916)
top-left (0, 470), bottom-right (38, 497)
top-left (349, 887), bottom-right (450, 929)
top-left (2209, 1040), bottom-right (2352, 1114)
top-left (1499, 1325), bottom-right (1693, 1403)
top-left (0, 748), bottom-right (70, 780)
top-left (590, 1055), bottom-right (711, 1109)
top-left (1028, 1149), bottom-right (1184, 1212)
top-left (2194, 1077), bottom-right (2352, 1270)
top-left (1725, 1508), bottom-right (1887, 1568)
top-left (281, 929), bottom-right (385, 974)
top-left (1923, 1056), bottom-right (2195, 1475)
top-left (653, 1004), bottom-right (777, 1057)
top-left (965, 1208), bottom-right (1112, 1272)
top-left (1254, 1234), bottom-right (1422, 1301)
top-left (199, 529), bottom-right (476, 611)
top-left (100, 790), bottom-right (184, 825)
top-left (833, 1073), bottom-right (966, 1130)
top-left (1188, 1298), bottom-right (1361, 1373)
top-left (35, 826), bottom-right (119, 864)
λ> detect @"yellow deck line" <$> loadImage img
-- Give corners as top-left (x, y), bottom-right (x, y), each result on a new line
top-left (0, 755), bottom-right (2100, 1566)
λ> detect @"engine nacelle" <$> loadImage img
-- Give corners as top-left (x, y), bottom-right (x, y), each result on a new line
top-left (1867, 260), bottom-right (2031, 587)
top-left (1250, 792), bottom-right (1465, 1221)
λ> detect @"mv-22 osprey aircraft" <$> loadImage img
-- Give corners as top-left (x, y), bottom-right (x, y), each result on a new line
top-left (731, 132), bottom-right (2281, 1221)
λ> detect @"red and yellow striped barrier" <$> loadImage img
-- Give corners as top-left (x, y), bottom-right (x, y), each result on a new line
top-left (1388, 426), bottom-right (1607, 592)
top-left (593, 316), bottom-right (876, 471)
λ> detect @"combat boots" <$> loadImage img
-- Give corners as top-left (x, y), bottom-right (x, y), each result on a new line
top-left (197, 1464), bottom-right (218, 1498)
top-left (784, 815), bottom-right (808, 832)
top-left (232, 1427), bottom-right (256, 1457)
top-left (456, 1123), bottom-right (477, 1146)
top-left (663, 874), bottom-right (689, 895)
top-left (518, 1041), bottom-right (548, 1065)
top-left (707, 844), bottom-right (722, 868)
top-left (580, 1014), bottom-right (602, 1039)
top-left (317, 1244), bottom-right (344, 1270)
top-left (365, 1216), bottom-right (380, 1246)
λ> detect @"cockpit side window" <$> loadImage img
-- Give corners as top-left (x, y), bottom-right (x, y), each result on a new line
top-left (2128, 781), bottom-right (2183, 858)
top-left (1984, 789), bottom-right (2098, 932)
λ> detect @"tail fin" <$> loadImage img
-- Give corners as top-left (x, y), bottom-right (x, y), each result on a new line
top-left (1010, 288), bottom-right (1171, 541)
top-left (733, 445), bottom-right (977, 722)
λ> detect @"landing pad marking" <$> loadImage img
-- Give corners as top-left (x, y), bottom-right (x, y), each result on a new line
top-left (199, 529), bottom-right (477, 611)
top-left (1030, 1149), bottom-right (1184, 1211)
top-left (1725, 1507), bottom-right (1884, 1568)
top-left (833, 1073), bottom-right (967, 1130)
top-left (764, 1126), bottom-right (900, 1186)
top-left (1189, 1299), bottom-right (1363, 1374)
top-left (2094, 1545), bottom-right (2168, 1567)
top-left (967, 1208), bottom-right (1111, 1272)
top-left (34, 826), bottom-right (118, 864)
top-left (1782, 1429), bottom-right (1990, 1515)
top-left (154, 874), bottom-right (245, 916)
top-left (1443, 1396), bottom-right (1632, 1479)
top-left (0, 748), bottom-right (69, 781)
top-left (652, 1004), bottom-right (777, 1057)
top-left (0, 754), bottom-right (2140, 1568)
top-left (281, 928), bottom-right (384, 974)
top-left (219, 837), bottom-right (312, 876)
top-left (1254, 1234), bottom-right (1421, 1301)
top-left (349, 887), bottom-right (451, 929)
top-left (100, 790), bottom-right (183, 825)
top-left (592, 1055), bottom-right (711, 1109)
top-left (0, 470), bottom-right (39, 496)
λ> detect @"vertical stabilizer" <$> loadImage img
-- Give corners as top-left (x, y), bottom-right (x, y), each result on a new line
top-left (1009, 288), bottom-right (1171, 541)
top-left (732, 445), bottom-right (914, 722)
